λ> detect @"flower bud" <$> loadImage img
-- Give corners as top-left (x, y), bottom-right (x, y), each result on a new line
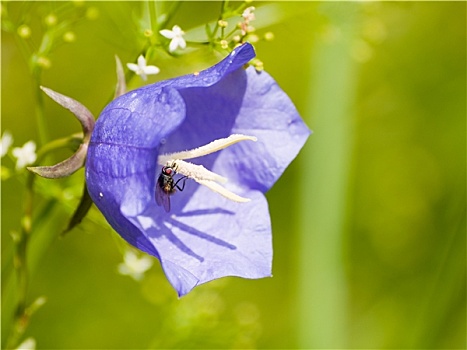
top-left (17, 24), bottom-right (31, 38)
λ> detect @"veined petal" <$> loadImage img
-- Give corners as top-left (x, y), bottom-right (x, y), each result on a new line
top-left (161, 66), bottom-right (310, 193)
top-left (127, 189), bottom-right (271, 296)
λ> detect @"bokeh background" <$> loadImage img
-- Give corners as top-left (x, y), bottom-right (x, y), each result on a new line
top-left (2, 1), bottom-right (465, 349)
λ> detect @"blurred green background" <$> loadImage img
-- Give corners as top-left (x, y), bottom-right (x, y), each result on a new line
top-left (1, 1), bottom-right (465, 349)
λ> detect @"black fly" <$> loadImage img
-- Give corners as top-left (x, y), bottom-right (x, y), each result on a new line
top-left (155, 165), bottom-right (187, 212)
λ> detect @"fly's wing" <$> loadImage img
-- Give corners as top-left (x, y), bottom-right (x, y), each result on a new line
top-left (155, 182), bottom-right (171, 212)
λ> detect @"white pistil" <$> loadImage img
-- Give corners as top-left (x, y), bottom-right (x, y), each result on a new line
top-left (158, 134), bottom-right (257, 203)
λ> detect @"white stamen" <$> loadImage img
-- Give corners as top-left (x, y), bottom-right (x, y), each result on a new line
top-left (158, 134), bottom-right (257, 164)
top-left (157, 134), bottom-right (256, 203)
top-left (197, 179), bottom-right (250, 203)
top-left (170, 159), bottom-right (227, 183)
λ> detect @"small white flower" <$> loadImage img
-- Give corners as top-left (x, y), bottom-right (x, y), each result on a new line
top-left (0, 130), bottom-right (13, 157)
top-left (12, 140), bottom-right (37, 170)
top-left (126, 55), bottom-right (160, 81)
top-left (242, 6), bottom-right (256, 23)
top-left (118, 250), bottom-right (154, 281)
top-left (15, 337), bottom-right (36, 350)
top-left (159, 25), bottom-right (186, 52)
top-left (240, 6), bottom-right (256, 35)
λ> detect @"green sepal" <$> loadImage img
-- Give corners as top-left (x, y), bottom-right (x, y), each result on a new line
top-left (62, 182), bottom-right (93, 235)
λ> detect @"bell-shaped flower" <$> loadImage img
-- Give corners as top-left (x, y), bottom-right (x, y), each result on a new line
top-left (85, 43), bottom-right (310, 296)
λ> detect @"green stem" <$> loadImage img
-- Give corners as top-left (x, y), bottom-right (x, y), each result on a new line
top-left (10, 14), bottom-right (49, 147)
top-left (163, 1), bottom-right (181, 28)
top-left (33, 73), bottom-right (49, 147)
top-left (6, 172), bottom-right (35, 349)
top-left (4, 135), bottom-right (81, 349)
top-left (218, 0), bottom-right (227, 38)
top-left (297, 3), bottom-right (360, 348)
top-left (148, 0), bottom-right (158, 35)
top-left (209, 0), bottom-right (227, 41)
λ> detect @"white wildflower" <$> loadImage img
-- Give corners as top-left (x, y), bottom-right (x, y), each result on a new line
top-left (126, 55), bottom-right (160, 81)
top-left (0, 130), bottom-right (13, 157)
top-left (12, 140), bottom-right (37, 170)
top-left (15, 337), bottom-right (36, 350)
top-left (118, 250), bottom-right (154, 281)
top-left (240, 6), bottom-right (256, 35)
top-left (242, 6), bottom-right (256, 22)
top-left (159, 25), bottom-right (186, 52)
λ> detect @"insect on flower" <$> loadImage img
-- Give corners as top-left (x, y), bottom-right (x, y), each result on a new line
top-left (155, 165), bottom-right (187, 212)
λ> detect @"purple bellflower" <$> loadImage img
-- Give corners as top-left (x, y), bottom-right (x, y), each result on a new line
top-left (85, 43), bottom-right (310, 296)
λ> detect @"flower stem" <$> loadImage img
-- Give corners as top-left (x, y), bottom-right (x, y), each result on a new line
top-left (6, 171), bottom-right (35, 349)
top-left (34, 83), bottom-right (50, 147)
top-left (9, 8), bottom-right (49, 147)
top-left (163, 1), bottom-right (182, 29)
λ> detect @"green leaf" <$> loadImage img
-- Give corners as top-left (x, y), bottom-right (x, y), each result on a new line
top-left (62, 182), bottom-right (93, 235)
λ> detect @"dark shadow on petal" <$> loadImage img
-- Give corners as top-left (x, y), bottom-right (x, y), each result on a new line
top-left (140, 195), bottom-right (237, 262)
top-left (145, 221), bottom-right (205, 262)
top-left (176, 207), bottom-right (235, 217)
top-left (167, 217), bottom-right (237, 250)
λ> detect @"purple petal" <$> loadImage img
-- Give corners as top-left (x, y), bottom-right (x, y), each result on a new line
top-left (165, 67), bottom-right (311, 194)
top-left (127, 190), bottom-right (271, 296)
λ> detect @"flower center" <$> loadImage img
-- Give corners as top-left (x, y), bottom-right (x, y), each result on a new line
top-left (158, 134), bottom-right (257, 202)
